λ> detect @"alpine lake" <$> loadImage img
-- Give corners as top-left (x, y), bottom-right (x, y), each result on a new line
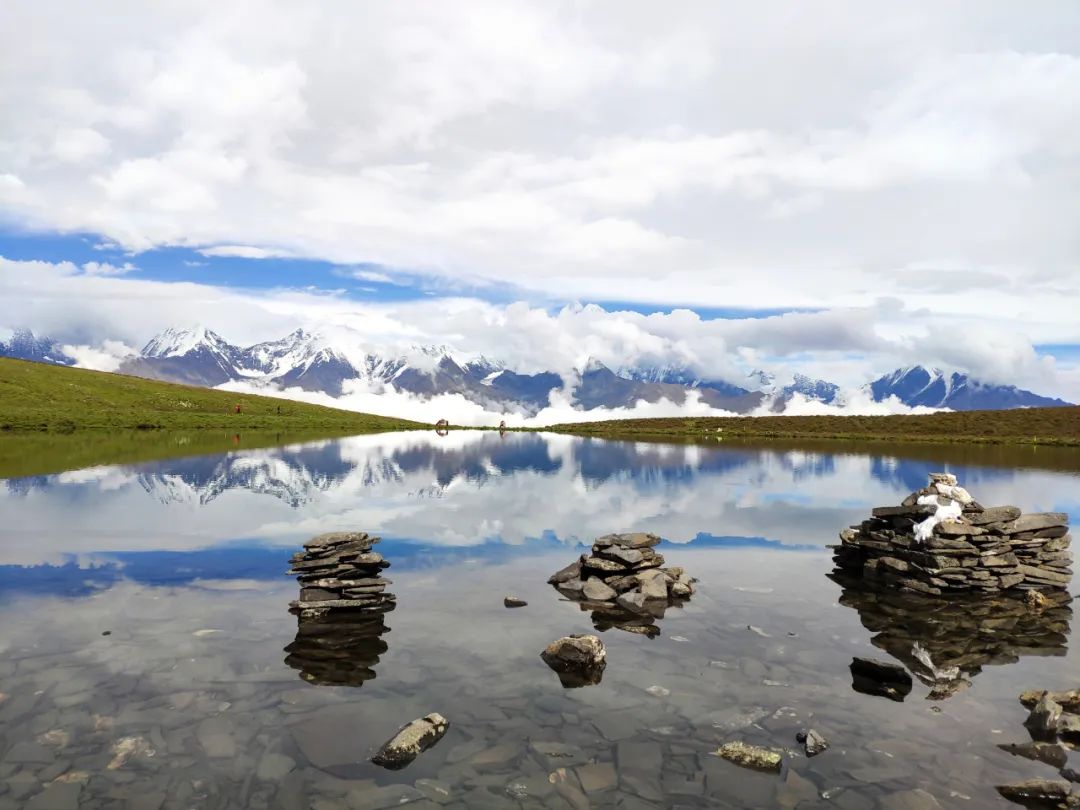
top-left (1, 430), bottom-right (1079, 809)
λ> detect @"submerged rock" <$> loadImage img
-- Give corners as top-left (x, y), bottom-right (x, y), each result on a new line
top-left (371, 713), bottom-right (449, 770)
top-left (716, 741), bottom-right (783, 773)
top-left (850, 657), bottom-right (913, 702)
top-left (1021, 689), bottom-right (1080, 713)
top-left (540, 634), bottom-right (606, 688)
top-left (797, 728), bottom-right (829, 757)
top-left (995, 779), bottom-right (1071, 805)
top-left (997, 741), bottom-right (1068, 770)
top-left (1024, 695), bottom-right (1064, 739)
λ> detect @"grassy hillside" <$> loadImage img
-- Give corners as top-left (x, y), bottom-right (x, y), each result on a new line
top-left (547, 407), bottom-right (1080, 447)
top-left (0, 358), bottom-right (425, 433)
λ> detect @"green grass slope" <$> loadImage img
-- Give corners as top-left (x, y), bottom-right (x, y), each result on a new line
top-left (546, 408), bottom-right (1080, 447)
top-left (0, 358), bottom-right (425, 433)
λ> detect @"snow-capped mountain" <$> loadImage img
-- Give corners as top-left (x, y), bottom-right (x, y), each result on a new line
top-left (5, 324), bottom-right (1073, 415)
top-left (747, 369), bottom-right (777, 393)
top-left (119, 326), bottom-right (243, 386)
top-left (782, 373), bottom-right (840, 404)
top-left (613, 364), bottom-right (766, 412)
top-left (0, 329), bottom-right (75, 366)
top-left (869, 366), bottom-right (1070, 410)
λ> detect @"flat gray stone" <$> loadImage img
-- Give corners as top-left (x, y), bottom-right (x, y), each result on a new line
top-left (582, 577), bottom-right (617, 601)
top-left (26, 783), bottom-right (82, 810)
top-left (256, 751), bottom-right (295, 780)
top-left (576, 762), bottom-right (617, 793)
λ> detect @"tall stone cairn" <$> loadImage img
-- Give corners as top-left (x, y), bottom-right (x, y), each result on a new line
top-left (832, 473), bottom-right (1071, 595)
top-left (288, 531), bottom-right (395, 619)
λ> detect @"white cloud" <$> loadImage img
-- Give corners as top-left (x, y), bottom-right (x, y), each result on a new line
top-left (198, 245), bottom-right (288, 259)
top-left (52, 127), bottom-right (110, 163)
top-left (0, 1), bottom-right (1076, 319)
top-left (61, 340), bottom-right (136, 372)
top-left (81, 260), bottom-right (137, 276)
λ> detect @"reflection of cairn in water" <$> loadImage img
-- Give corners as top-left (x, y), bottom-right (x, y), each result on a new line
top-left (284, 610), bottom-right (390, 686)
top-left (285, 531), bottom-right (396, 686)
top-left (548, 533), bottom-right (696, 638)
top-left (831, 572), bottom-right (1072, 700)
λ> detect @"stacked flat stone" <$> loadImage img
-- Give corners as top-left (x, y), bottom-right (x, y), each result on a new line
top-left (548, 532), bottom-right (695, 624)
top-left (288, 531), bottom-right (395, 619)
top-left (833, 473), bottom-right (1072, 595)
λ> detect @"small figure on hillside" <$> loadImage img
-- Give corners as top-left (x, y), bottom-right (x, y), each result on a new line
top-left (234, 402), bottom-right (243, 414)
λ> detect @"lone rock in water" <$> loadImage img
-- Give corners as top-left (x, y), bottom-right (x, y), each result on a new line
top-left (540, 635), bottom-right (606, 688)
top-left (371, 713), bottom-right (449, 770)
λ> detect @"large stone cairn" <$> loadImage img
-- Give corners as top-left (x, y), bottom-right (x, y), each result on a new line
top-left (548, 532), bottom-right (696, 636)
top-left (833, 473), bottom-right (1072, 595)
top-left (288, 531), bottom-right (395, 619)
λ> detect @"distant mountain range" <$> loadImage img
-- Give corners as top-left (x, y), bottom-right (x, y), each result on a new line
top-left (0, 329), bottom-right (75, 367)
top-left (867, 366), bottom-right (1068, 410)
top-left (0, 327), bottom-right (1072, 414)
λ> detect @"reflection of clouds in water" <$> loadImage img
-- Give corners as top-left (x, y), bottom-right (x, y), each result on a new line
top-left (0, 432), bottom-right (1076, 567)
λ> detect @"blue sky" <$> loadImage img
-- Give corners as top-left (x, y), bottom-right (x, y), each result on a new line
top-left (0, 227), bottom-right (812, 320)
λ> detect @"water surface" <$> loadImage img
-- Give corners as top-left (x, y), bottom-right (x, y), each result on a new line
top-left (1, 432), bottom-right (1078, 808)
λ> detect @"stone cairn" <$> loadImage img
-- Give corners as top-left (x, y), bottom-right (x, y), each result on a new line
top-left (832, 473), bottom-right (1071, 596)
top-left (548, 532), bottom-right (696, 637)
top-left (285, 531), bottom-right (396, 686)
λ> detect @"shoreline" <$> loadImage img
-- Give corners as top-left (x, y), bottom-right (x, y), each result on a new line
top-left (541, 408), bottom-right (1080, 448)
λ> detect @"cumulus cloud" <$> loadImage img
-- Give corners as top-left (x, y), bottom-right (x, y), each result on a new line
top-left (198, 245), bottom-right (291, 259)
top-left (81, 260), bottom-right (137, 276)
top-left (0, 1), bottom-right (1077, 317)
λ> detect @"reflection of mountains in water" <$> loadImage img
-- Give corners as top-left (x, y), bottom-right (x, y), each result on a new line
top-left (124, 434), bottom-right (568, 505)
top-left (5, 432), bottom-right (1045, 512)
top-left (831, 573), bottom-right (1072, 699)
top-left (283, 609), bottom-right (393, 687)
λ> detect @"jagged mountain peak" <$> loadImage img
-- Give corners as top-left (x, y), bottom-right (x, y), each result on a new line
top-left (0, 329), bottom-right (76, 366)
top-left (142, 325), bottom-right (231, 358)
top-left (869, 366), bottom-right (1070, 411)
top-left (748, 369), bottom-right (776, 392)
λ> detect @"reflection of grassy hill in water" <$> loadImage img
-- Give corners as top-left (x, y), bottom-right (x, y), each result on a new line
top-left (549, 408), bottom-right (1080, 447)
top-left (0, 358), bottom-right (423, 433)
top-left (0, 429), bottom-right (385, 480)
top-left (831, 573), bottom-right (1072, 700)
